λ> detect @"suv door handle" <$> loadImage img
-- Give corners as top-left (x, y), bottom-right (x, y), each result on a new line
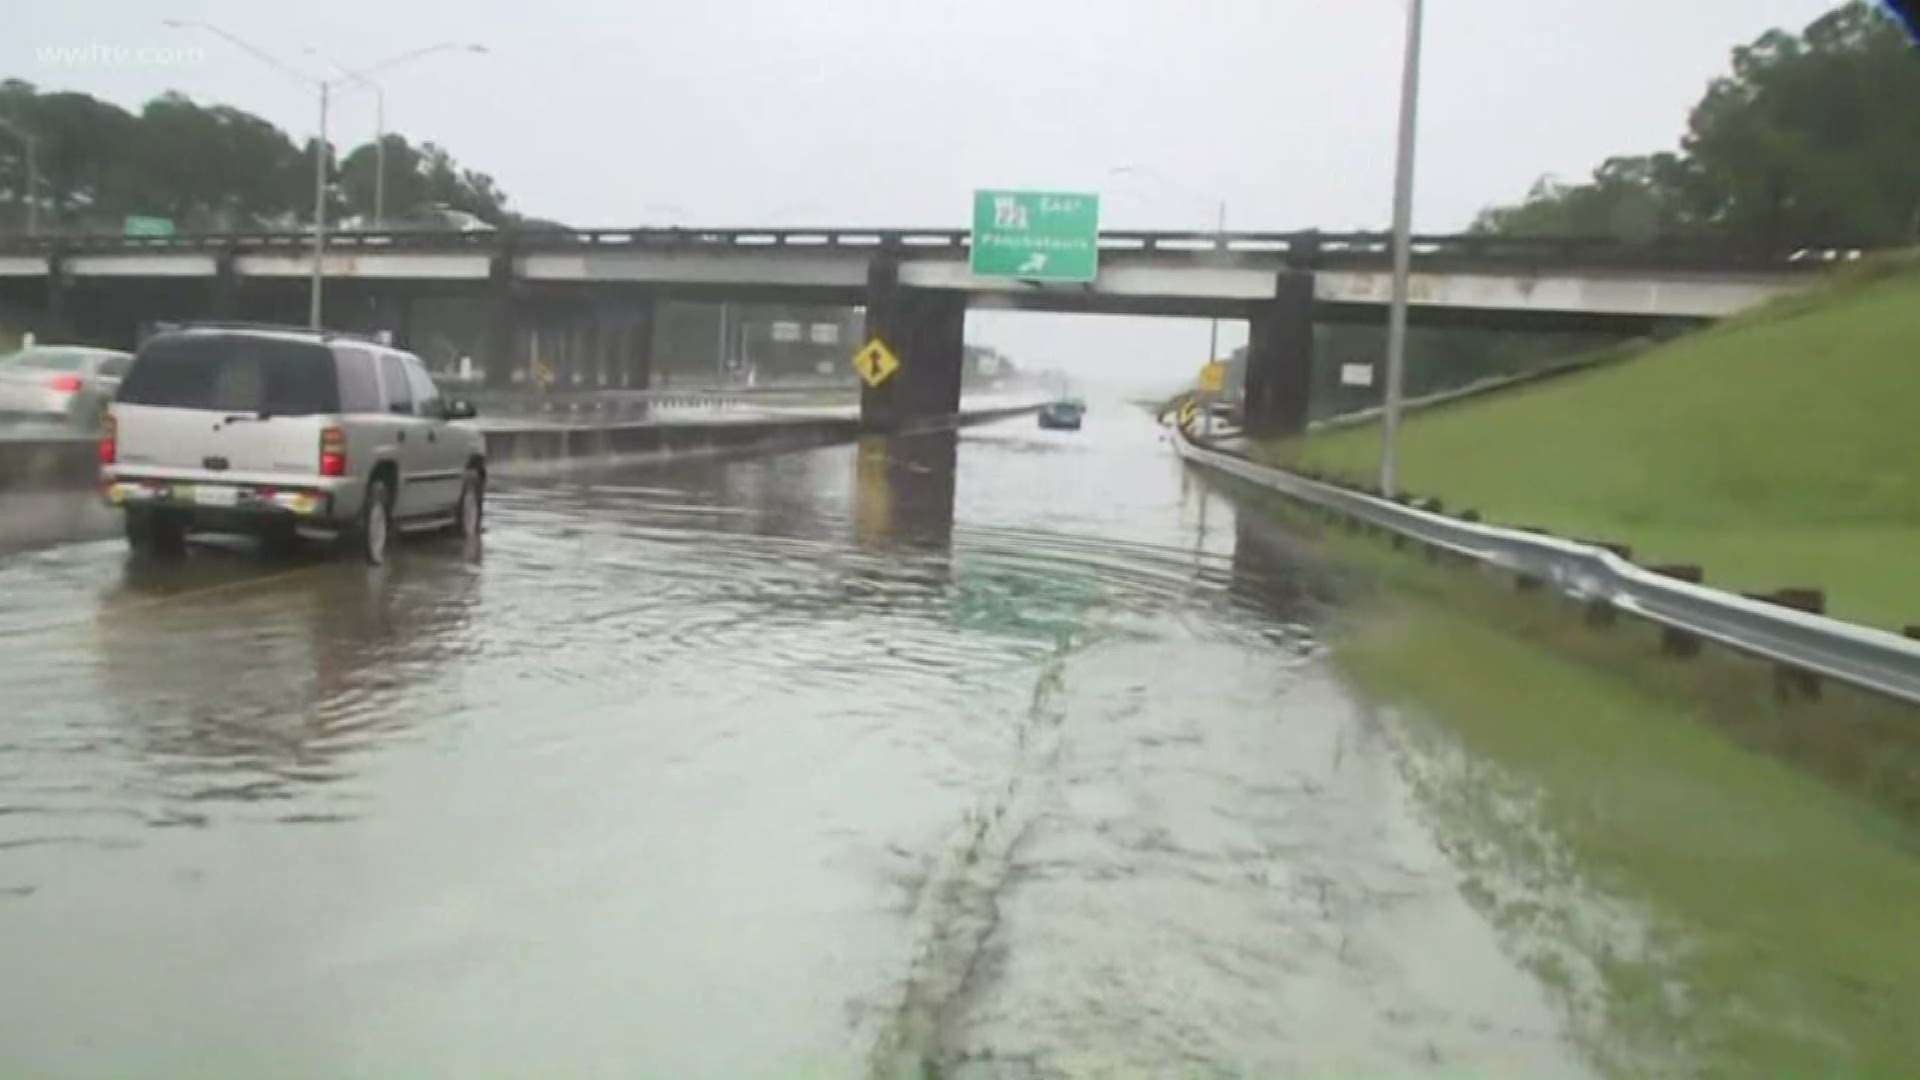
top-left (397, 431), bottom-right (407, 443)
top-left (427, 430), bottom-right (437, 443)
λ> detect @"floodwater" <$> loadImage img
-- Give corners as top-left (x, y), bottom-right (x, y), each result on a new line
top-left (0, 404), bottom-right (1594, 1078)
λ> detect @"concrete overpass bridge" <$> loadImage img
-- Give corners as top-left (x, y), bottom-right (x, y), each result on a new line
top-left (0, 227), bottom-right (1839, 434)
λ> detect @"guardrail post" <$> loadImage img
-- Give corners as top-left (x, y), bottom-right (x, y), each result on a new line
top-left (1584, 598), bottom-right (1618, 628)
top-left (1746, 589), bottom-right (1826, 700)
top-left (1651, 564), bottom-right (1705, 657)
top-left (1387, 497), bottom-right (1411, 548)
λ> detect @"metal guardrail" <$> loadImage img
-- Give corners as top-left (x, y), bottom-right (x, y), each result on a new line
top-left (0, 227), bottom-right (1872, 273)
top-left (1173, 430), bottom-right (1920, 707)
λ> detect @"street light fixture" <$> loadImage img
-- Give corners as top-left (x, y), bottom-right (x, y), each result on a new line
top-left (162, 20), bottom-right (488, 328)
top-left (316, 43), bottom-right (488, 228)
top-left (0, 115), bottom-right (40, 237)
top-left (1379, 0), bottom-right (1425, 497)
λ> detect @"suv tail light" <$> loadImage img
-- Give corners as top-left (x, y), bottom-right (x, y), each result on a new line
top-left (98, 415), bottom-right (117, 465)
top-left (319, 426), bottom-right (347, 478)
top-left (49, 374), bottom-right (83, 393)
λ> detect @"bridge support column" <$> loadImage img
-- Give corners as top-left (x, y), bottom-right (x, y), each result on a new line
top-left (210, 251), bottom-right (239, 319)
top-left (578, 304), bottom-right (604, 388)
top-left (860, 257), bottom-right (966, 432)
top-left (367, 292), bottom-right (413, 350)
top-left (618, 296), bottom-right (655, 389)
top-left (43, 255), bottom-right (71, 340)
top-left (483, 253), bottom-right (521, 389)
top-left (1243, 271), bottom-right (1315, 438)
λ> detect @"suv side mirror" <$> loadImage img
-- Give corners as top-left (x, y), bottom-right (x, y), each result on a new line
top-left (445, 398), bottom-right (477, 420)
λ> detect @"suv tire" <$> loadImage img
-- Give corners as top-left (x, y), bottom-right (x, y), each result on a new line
top-left (125, 507), bottom-right (186, 557)
top-left (453, 466), bottom-right (484, 540)
top-left (356, 476), bottom-right (395, 566)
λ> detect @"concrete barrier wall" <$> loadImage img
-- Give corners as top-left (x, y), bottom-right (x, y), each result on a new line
top-left (484, 417), bottom-right (862, 470)
top-left (0, 436), bottom-right (98, 494)
top-left (0, 404), bottom-right (1045, 493)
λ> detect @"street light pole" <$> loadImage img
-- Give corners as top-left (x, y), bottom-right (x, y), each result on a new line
top-left (371, 87), bottom-right (386, 226)
top-left (1380, 0), bottom-right (1425, 497)
top-left (1208, 199), bottom-right (1225, 362)
top-left (165, 22), bottom-right (488, 328)
top-left (310, 82), bottom-right (329, 329)
top-left (319, 44), bottom-right (486, 229)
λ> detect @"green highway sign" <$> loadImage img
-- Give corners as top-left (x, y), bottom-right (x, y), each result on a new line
top-left (970, 189), bottom-right (1100, 283)
top-left (123, 215), bottom-right (175, 238)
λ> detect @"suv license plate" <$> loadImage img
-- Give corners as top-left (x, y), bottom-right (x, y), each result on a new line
top-left (192, 485), bottom-right (239, 508)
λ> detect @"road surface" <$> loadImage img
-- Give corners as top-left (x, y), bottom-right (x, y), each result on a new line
top-left (0, 404), bottom-right (1593, 1078)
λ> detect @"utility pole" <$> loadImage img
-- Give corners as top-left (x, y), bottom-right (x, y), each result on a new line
top-left (310, 82), bottom-right (329, 329)
top-left (1208, 199), bottom-right (1225, 363)
top-left (1380, 0), bottom-right (1425, 497)
top-left (166, 21), bottom-right (487, 328)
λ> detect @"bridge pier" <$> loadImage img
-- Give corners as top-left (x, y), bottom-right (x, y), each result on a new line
top-left (377, 294), bottom-right (414, 351)
top-left (43, 255), bottom-right (71, 341)
top-left (859, 258), bottom-right (966, 432)
top-left (1243, 271), bottom-right (1316, 438)
top-left (611, 296), bottom-right (655, 389)
top-left (483, 254), bottom-right (522, 388)
top-left (210, 252), bottom-right (239, 320)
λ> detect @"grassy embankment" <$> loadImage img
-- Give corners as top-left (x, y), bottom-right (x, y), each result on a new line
top-left (1256, 254), bottom-right (1920, 630)
top-left (1226, 484), bottom-right (1920, 1078)
top-left (1220, 264), bottom-right (1920, 1074)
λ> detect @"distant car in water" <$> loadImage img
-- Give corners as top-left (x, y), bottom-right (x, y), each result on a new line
top-left (1037, 398), bottom-right (1085, 430)
top-left (0, 345), bottom-right (133, 428)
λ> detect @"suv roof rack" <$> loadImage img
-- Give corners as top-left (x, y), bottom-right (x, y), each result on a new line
top-left (146, 320), bottom-right (394, 346)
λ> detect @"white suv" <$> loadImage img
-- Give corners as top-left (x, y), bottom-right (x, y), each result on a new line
top-left (100, 325), bottom-right (487, 564)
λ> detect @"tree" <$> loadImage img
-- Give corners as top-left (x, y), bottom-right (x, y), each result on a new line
top-left (337, 135), bottom-right (509, 225)
top-left (0, 82), bottom-right (516, 236)
top-left (0, 81), bottom-right (139, 230)
top-left (1477, 1), bottom-right (1920, 248)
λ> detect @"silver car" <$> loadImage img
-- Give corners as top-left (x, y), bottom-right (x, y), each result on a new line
top-left (0, 345), bottom-right (134, 428)
top-left (101, 326), bottom-right (487, 564)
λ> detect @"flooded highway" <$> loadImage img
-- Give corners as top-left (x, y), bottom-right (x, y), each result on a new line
top-left (0, 404), bottom-right (1594, 1078)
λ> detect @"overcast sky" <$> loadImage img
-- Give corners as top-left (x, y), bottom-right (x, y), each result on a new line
top-left (6, 0), bottom-right (1844, 393)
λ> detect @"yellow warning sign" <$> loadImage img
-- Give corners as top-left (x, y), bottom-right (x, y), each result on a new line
top-left (1177, 398), bottom-right (1198, 433)
top-left (851, 337), bottom-right (902, 388)
top-left (1197, 360), bottom-right (1226, 394)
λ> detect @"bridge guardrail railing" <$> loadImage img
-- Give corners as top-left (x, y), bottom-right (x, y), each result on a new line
top-left (1173, 429), bottom-right (1920, 708)
top-left (0, 227), bottom-right (1871, 273)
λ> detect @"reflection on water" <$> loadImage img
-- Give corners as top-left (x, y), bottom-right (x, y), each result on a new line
top-left (0, 405), bottom-right (1592, 1079)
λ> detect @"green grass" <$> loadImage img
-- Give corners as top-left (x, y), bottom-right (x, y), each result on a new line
top-left (1346, 601), bottom-right (1920, 1079)
top-left (1256, 255), bottom-right (1920, 629)
top-left (1218, 484), bottom-right (1920, 1078)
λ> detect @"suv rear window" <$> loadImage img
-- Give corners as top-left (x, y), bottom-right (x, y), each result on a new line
top-left (118, 334), bottom-right (341, 416)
